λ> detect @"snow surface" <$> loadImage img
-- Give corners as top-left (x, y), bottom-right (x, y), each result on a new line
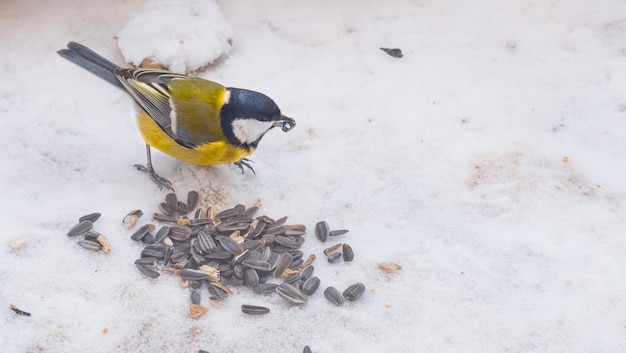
top-left (118, 0), bottom-right (233, 73)
top-left (2, 0), bottom-right (626, 352)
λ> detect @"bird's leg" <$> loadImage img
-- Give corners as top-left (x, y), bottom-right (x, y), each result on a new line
top-left (134, 144), bottom-right (174, 191)
top-left (234, 158), bottom-right (256, 175)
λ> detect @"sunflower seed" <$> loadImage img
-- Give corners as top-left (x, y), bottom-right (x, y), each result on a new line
top-left (267, 216), bottom-right (288, 228)
top-left (262, 225), bottom-right (286, 236)
top-left (283, 273), bottom-right (300, 284)
top-left (130, 224), bottom-right (151, 241)
top-left (191, 288), bottom-right (201, 304)
top-left (342, 243), bottom-right (354, 261)
top-left (215, 207), bottom-right (238, 219)
top-left (190, 244), bottom-right (206, 264)
top-left (79, 212), bottom-right (101, 223)
top-left (176, 201), bottom-right (187, 214)
top-left (170, 252), bottom-right (191, 263)
top-left (78, 239), bottom-right (102, 251)
top-left (180, 269), bottom-right (213, 280)
top-left (159, 202), bottom-right (176, 216)
top-left (169, 225), bottom-right (191, 241)
top-left (244, 206), bottom-right (259, 218)
top-left (249, 221), bottom-right (266, 239)
top-left (275, 235), bottom-right (300, 249)
top-left (135, 257), bottom-right (158, 267)
top-left (343, 282), bottom-right (365, 301)
top-left (196, 231), bottom-right (216, 253)
top-left (324, 286), bottom-right (344, 305)
top-left (254, 283), bottom-right (278, 294)
top-left (208, 284), bottom-right (228, 300)
top-left (327, 252), bottom-right (342, 263)
top-left (272, 252), bottom-right (293, 278)
top-left (241, 239), bottom-right (262, 251)
top-left (141, 248), bottom-right (165, 259)
top-left (329, 229), bottom-right (349, 237)
top-left (315, 221), bottom-right (329, 242)
top-left (189, 218), bottom-right (213, 226)
top-left (187, 191), bottom-right (199, 211)
top-left (276, 283), bottom-right (308, 305)
top-left (241, 304), bottom-right (270, 315)
top-left (303, 346), bottom-right (312, 353)
top-left (299, 265), bottom-right (314, 281)
top-left (244, 269), bottom-right (259, 288)
top-left (67, 220), bottom-right (93, 237)
top-left (242, 259), bottom-right (272, 272)
top-left (154, 226), bottom-right (170, 243)
top-left (217, 236), bottom-right (243, 255)
top-left (302, 276), bottom-right (321, 296)
top-left (83, 230), bottom-right (100, 242)
top-left (165, 193), bottom-right (178, 209)
top-left (135, 262), bottom-right (160, 278)
top-left (205, 250), bottom-right (232, 260)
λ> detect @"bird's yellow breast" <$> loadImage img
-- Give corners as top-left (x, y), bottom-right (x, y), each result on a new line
top-left (136, 111), bottom-right (253, 166)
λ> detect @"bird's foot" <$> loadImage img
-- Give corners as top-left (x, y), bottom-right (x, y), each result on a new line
top-left (234, 158), bottom-right (256, 175)
top-left (134, 164), bottom-right (174, 191)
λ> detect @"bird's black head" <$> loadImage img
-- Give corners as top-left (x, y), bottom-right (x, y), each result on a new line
top-left (220, 88), bottom-right (295, 148)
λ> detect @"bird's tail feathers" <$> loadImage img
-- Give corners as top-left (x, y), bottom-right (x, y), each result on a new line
top-left (57, 42), bottom-right (123, 89)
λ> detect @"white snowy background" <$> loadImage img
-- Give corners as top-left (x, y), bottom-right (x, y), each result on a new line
top-left (2, 0), bottom-right (626, 352)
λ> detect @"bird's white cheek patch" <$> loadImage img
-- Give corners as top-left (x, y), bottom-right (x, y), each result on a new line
top-left (232, 119), bottom-right (274, 144)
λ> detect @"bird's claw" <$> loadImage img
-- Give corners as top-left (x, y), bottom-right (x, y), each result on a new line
top-left (134, 164), bottom-right (174, 191)
top-left (234, 158), bottom-right (256, 175)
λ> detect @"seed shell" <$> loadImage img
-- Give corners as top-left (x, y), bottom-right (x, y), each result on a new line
top-left (67, 220), bottom-right (93, 237)
top-left (123, 209), bottom-right (143, 229)
top-left (189, 304), bottom-right (208, 319)
top-left (327, 252), bottom-right (342, 263)
top-left (10, 304), bottom-right (31, 317)
top-left (323, 243), bottom-right (343, 256)
top-left (241, 304), bottom-right (270, 315)
top-left (96, 234), bottom-right (111, 254)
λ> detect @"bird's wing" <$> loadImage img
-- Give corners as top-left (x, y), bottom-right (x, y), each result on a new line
top-left (115, 69), bottom-right (226, 148)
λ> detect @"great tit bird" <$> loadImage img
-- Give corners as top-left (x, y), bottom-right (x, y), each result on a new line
top-left (57, 42), bottom-right (295, 191)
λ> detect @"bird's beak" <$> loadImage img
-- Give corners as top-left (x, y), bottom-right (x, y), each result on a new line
top-left (275, 115), bottom-right (296, 132)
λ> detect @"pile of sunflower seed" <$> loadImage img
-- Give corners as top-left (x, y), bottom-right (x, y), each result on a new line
top-left (126, 191), bottom-right (366, 316)
top-left (66, 212), bottom-right (111, 254)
